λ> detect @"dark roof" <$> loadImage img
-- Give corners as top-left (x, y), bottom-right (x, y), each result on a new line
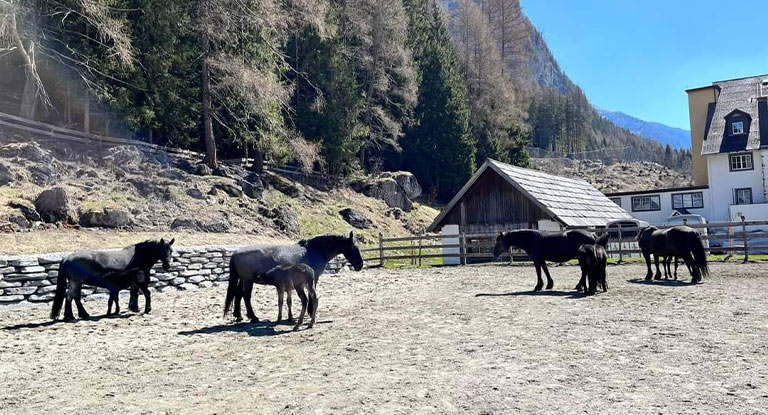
top-left (702, 75), bottom-right (768, 155)
top-left (605, 185), bottom-right (709, 197)
top-left (428, 159), bottom-right (632, 231)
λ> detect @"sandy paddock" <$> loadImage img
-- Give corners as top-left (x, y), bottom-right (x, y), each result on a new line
top-left (1, 262), bottom-right (768, 414)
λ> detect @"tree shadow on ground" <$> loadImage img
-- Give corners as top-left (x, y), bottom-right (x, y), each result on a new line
top-left (2, 313), bottom-right (133, 331)
top-left (626, 278), bottom-right (694, 287)
top-left (178, 320), bottom-right (333, 337)
top-left (476, 290), bottom-right (585, 299)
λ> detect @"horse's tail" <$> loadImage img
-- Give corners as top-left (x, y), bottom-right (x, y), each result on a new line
top-left (595, 233), bottom-right (610, 247)
top-left (50, 261), bottom-right (68, 320)
top-left (223, 258), bottom-right (238, 318)
top-left (690, 232), bottom-right (709, 278)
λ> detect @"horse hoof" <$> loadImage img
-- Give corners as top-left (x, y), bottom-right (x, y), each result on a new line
top-left (234, 316), bottom-right (243, 323)
top-left (533, 285), bottom-right (543, 292)
top-left (250, 317), bottom-right (260, 323)
top-left (546, 284), bottom-right (553, 290)
top-left (292, 325), bottom-right (301, 331)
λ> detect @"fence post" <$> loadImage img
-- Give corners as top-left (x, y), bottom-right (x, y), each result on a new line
top-left (460, 232), bottom-right (467, 265)
top-left (410, 239), bottom-right (414, 266)
top-left (742, 215), bottom-right (749, 262)
top-left (418, 234), bottom-right (423, 267)
top-left (378, 233), bottom-right (384, 267)
top-left (617, 223), bottom-right (624, 263)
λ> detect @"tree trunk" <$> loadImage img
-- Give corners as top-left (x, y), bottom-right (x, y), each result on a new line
top-left (11, 15), bottom-right (39, 120)
top-left (250, 146), bottom-right (264, 173)
top-left (201, 34), bottom-right (217, 169)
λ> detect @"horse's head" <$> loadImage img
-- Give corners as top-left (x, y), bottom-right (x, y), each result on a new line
top-left (492, 232), bottom-right (509, 259)
top-left (342, 231), bottom-right (364, 271)
top-left (158, 238), bottom-right (175, 271)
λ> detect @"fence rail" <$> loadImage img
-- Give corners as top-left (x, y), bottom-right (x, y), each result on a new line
top-left (364, 219), bottom-right (768, 267)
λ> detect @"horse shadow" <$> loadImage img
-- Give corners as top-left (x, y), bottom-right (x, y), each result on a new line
top-left (626, 278), bottom-right (692, 287)
top-left (177, 320), bottom-right (333, 337)
top-left (475, 290), bottom-right (586, 299)
top-left (1, 313), bottom-right (133, 331)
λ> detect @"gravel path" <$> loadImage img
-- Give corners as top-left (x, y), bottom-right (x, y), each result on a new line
top-left (1, 262), bottom-right (767, 414)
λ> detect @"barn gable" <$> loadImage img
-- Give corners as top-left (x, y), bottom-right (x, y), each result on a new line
top-left (428, 159), bottom-right (633, 232)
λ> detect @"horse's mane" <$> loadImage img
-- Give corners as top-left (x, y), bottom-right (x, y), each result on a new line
top-left (298, 233), bottom-right (349, 249)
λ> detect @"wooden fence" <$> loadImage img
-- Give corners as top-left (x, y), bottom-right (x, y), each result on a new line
top-left (362, 219), bottom-right (768, 267)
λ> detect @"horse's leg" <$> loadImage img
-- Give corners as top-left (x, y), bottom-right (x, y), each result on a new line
top-left (128, 286), bottom-right (140, 313)
top-left (673, 257), bottom-right (679, 280)
top-left (63, 279), bottom-right (76, 321)
top-left (307, 283), bottom-right (317, 329)
top-left (292, 285), bottom-right (308, 331)
top-left (643, 253), bottom-right (653, 280)
top-left (73, 282), bottom-right (90, 319)
top-left (542, 263), bottom-right (554, 290)
top-left (653, 255), bottom-right (662, 280)
top-left (233, 279), bottom-right (243, 322)
top-left (682, 252), bottom-right (699, 283)
top-left (286, 289), bottom-right (294, 321)
top-left (276, 287), bottom-right (284, 324)
top-left (138, 282), bottom-right (151, 314)
top-left (533, 263), bottom-right (544, 291)
top-left (575, 266), bottom-right (587, 292)
top-left (241, 280), bottom-right (259, 322)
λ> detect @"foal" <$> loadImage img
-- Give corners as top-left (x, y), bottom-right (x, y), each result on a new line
top-left (576, 233), bottom-right (610, 294)
top-left (261, 264), bottom-right (317, 331)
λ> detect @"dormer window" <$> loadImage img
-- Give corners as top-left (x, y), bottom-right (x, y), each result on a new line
top-left (732, 121), bottom-right (744, 135)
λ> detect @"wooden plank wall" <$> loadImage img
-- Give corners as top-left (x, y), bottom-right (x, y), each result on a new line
top-left (440, 170), bottom-right (549, 232)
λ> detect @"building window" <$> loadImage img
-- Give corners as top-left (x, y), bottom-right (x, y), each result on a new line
top-left (732, 121), bottom-right (745, 135)
top-left (631, 195), bottom-right (661, 212)
top-left (734, 188), bottom-right (753, 205)
top-left (729, 153), bottom-right (753, 171)
top-left (672, 192), bottom-right (704, 209)
top-left (610, 197), bottom-right (621, 207)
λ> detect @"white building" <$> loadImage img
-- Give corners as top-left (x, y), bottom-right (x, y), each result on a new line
top-left (607, 74), bottom-right (768, 225)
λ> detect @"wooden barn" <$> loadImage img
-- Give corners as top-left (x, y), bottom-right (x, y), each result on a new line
top-left (428, 159), bottom-right (632, 234)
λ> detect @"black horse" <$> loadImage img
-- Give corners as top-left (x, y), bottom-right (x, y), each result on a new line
top-left (493, 229), bottom-right (596, 291)
top-left (637, 226), bottom-right (708, 283)
top-left (224, 232), bottom-right (364, 323)
top-left (51, 238), bottom-right (175, 321)
top-left (576, 233), bottom-right (610, 295)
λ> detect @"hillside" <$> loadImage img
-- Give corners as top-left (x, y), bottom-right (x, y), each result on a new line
top-left (0, 132), bottom-right (437, 255)
top-left (598, 109), bottom-right (691, 149)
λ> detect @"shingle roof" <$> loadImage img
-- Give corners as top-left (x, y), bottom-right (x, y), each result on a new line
top-left (702, 75), bottom-right (768, 155)
top-left (428, 159), bottom-right (633, 231)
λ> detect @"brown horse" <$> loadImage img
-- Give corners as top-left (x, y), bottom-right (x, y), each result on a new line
top-left (637, 226), bottom-right (708, 283)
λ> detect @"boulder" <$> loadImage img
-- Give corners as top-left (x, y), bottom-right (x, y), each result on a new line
top-left (381, 171), bottom-right (422, 199)
top-left (7, 214), bottom-right (30, 229)
top-left (0, 163), bottom-right (13, 185)
top-left (212, 182), bottom-right (243, 198)
top-left (195, 164), bottom-right (212, 176)
top-left (34, 187), bottom-right (73, 223)
top-left (103, 145), bottom-right (144, 166)
top-left (264, 172), bottom-right (301, 198)
top-left (365, 178), bottom-right (413, 212)
top-left (240, 173), bottom-right (264, 199)
top-left (79, 206), bottom-right (133, 228)
top-left (185, 187), bottom-right (205, 200)
top-left (128, 178), bottom-right (172, 200)
top-left (339, 208), bottom-right (372, 229)
top-left (272, 203), bottom-right (300, 236)
top-left (0, 142), bottom-right (51, 163)
top-left (29, 164), bottom-right (57, 186)
top-left (9, 200), bottom-right (41, 222)
top-left (385, 207), bottom-right (405, 220)
top-left (170, 217), bottom-right (230, 233)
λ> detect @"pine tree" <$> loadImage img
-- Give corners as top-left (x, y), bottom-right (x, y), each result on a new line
top-left (402, 0), bottom-right (475, 199)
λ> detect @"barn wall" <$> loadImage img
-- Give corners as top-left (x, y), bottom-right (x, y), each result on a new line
top-left (440, 170), bottom-right (550, 233)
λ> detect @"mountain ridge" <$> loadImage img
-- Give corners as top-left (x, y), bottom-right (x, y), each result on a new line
top-left (597, 109), bottom-right (691, 149)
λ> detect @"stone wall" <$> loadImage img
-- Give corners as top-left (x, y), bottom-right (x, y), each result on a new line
top-left (0, 245), bottom-right (237, 306)
top-left (0, 245), bottom-right (349, 307)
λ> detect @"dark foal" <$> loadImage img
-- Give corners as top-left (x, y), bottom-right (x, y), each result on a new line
top-left (261, 264), bottom-right (317, 331)
top-left (576, 233), bottom-right (610, 295)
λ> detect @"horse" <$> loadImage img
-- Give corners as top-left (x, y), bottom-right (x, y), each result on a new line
top-left (224, 231), bottom-right (364, 323)
top-left (576, 233), bottom-right (610, 295)
top-left (261, 264), bottom-right (317, 330)
top-left (637, 226), bottom-right (708, 283)
top-left (492, 229), bottom-right (596, 291)
top-left (51, 238), bottom-right (175, 321)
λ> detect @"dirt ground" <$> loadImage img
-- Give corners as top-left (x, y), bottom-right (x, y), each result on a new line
top-left (1, 262), bottom-right (767, 415)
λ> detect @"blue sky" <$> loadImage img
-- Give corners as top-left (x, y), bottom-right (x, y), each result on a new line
top-left (521, 0), bottom-right (768, 130)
